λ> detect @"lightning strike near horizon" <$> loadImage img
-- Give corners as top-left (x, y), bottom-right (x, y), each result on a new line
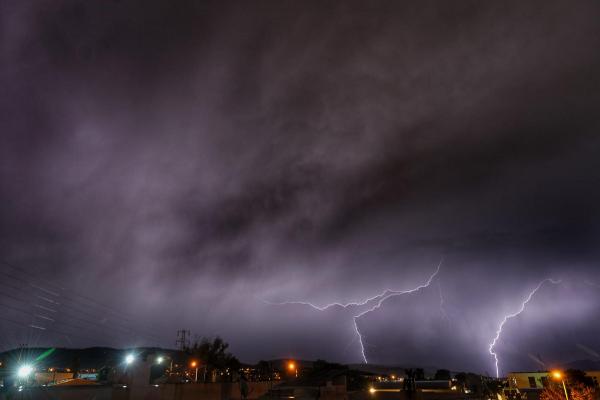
top-left (266, 260), bottom-right (443, 364)
top-left (352, 261), bottom-right (442, 363)
top-left (488, 278), bottom-right (562, 378)
top-left (438, 282), bottom-right (450, 323)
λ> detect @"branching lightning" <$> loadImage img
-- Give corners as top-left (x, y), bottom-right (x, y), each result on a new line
top-left (488, 278), bottom-right (561, 378)
top-left (266, 260), bottom-right (443, 363)
top-left (351, 261), bottom-right (442, 362)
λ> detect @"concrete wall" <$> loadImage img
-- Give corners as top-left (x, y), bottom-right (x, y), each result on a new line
top-left (0, 386), bottom-right (113, 400)
top-left (0, 382), bottom-right (271, 400)
top-left (122, 382), bottom-right (271, 400)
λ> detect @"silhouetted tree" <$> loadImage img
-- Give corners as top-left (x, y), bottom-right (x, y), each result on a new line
top-left (185, 336), bottom-right (239, 382)
top-left (541, 383), bottom-right (594, 400)
top-left (566, 370), bottom-right (595, 388)
top-left (404, 369), bottom-right (416, 398)
top-left (257, 360), bottom-right (271, 381)
top-left (415, 368), bottom-right (425, 380)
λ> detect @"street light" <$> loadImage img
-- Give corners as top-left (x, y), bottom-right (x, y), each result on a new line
top-left (156, 356), bottom-right (164, 364)
top-left (17, 364), bottom-right (33, 379)
top-left (190, 361), bottom-right (199, 382)
top-left (288, 361), bottom-right (297, 378)
top-left (551, 370), bottom-right (569, 400)
top-left (125, 354), bottom-right (135, 365)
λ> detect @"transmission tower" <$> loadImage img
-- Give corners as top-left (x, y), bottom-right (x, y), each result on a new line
top-left (175, 330), bottom-right (190, 350)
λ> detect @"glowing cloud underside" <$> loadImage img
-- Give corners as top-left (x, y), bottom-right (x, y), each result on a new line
top-left (488, 278), bottom-right (561, 377)
top-left (352, 262), bottom-right (442, 363)
top-left (267, 260), bottom-right (443, 363)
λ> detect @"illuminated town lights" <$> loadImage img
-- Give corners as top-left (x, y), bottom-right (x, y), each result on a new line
top-left (550, 371), bottom-right (569, 400)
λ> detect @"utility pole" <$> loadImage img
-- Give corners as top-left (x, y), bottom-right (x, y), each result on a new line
top-left (175, 330), bottom-right (190, 350)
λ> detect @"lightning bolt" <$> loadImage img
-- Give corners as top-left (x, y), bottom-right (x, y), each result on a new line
top-left (352, 261), bottom-right (442, 362)
top-left (488, 278), bottom-right (561, 378)
top-left (266, 260), bottom-right (443, 363)
top-left (438, 282), bottom-right (450, 323)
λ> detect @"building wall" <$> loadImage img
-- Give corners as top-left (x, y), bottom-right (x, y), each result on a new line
top-left (507, 372), bottom-right (549, 390)
top-left (508, 371), bottom-right (600, 390)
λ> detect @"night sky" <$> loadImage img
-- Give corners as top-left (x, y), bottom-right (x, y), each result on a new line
top-left (1, 1), bottom-right (600, 376)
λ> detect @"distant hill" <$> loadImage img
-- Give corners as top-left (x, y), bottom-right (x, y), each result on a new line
top-left (348, 363), bottom-right (442, 377)
top-left (0, 347), bottom-right (176, 369)
top-left (265, 359), bottom-right (314, 370)
top-left (564, 359), bottom-right (600, 371)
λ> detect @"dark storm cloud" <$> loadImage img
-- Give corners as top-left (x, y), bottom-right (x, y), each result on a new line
top-left (1, 0), bottom-right (600, 372)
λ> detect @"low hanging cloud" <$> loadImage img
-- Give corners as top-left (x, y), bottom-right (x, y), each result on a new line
top-left (1, 0), bottom-right (600, 372)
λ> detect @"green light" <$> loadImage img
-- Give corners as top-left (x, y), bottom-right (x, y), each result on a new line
top-left (35, 348), bottom-right (56, 362)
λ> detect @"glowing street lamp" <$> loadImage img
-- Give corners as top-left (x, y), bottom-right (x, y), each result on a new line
top-left (551, 370), bottom-right (569, 400)
top-left (17, 364), bottom-right (33, 379)
top-left (552, 371), bottom-right (562, 380)
top-left (156, 356), bottom-right (164, 364)
top-left (190, 361), bottom-right (199, 382)
top-left (125, 354), bottom-right (135, 365)
top-left (288, 361), bottom-right (297, 378)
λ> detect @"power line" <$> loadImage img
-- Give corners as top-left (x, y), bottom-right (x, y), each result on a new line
top-left (0, 260), bottom-right (162, 344)
top-left (0, 288), bottom-right (118, 346)
top-left (0, 314), bottom-right (103, 344)
top-left (2, 261), bottom-right (136, 321)
top-left (0, 282), bottom-right (152, 346)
